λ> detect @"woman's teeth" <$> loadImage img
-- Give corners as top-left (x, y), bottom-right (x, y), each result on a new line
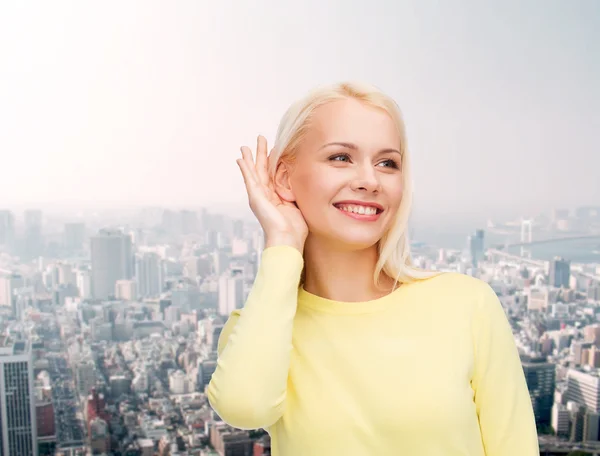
top-left (337, 205), bottom-right (378, 215)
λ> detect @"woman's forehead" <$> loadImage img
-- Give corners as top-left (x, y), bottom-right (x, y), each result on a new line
top-left (305, 100), bottom-right (400, 146)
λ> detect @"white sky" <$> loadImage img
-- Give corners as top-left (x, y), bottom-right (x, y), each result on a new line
top-left (0, 0), bottom-right (598, 222)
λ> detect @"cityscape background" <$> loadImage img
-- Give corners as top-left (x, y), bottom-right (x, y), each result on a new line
top-left (1, 1), bottom-right (599, 455)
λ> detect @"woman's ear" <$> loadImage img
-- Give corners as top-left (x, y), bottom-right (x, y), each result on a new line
top-left (273, 161), bottom-right (296, 202)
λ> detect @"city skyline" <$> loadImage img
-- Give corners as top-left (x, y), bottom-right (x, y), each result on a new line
top-left (2, 2), bottom-right (600, 454)
top-left (1, 0), bottom-right (598, 218)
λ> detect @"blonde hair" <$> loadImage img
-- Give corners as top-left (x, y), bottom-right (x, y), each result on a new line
top-left (270, 81), bottom-right (443, 288)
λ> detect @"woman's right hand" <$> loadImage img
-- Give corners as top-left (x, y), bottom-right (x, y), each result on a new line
top-left (237, 135), bottom-right (308, 253)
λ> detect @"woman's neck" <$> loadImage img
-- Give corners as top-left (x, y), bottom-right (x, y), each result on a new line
top-left (302, 236), bottom-right (397, 303)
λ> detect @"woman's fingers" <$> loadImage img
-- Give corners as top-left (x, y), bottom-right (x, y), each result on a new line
top-left (255, 136), bottom-right (269, 186)
top-left (236, 158), bottom-right (255, 193)
top-left (240, 146), bottom-right (259, 183)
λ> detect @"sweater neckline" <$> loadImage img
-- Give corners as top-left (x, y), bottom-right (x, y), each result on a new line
top-left (297, 282), bottom-right (409, 315)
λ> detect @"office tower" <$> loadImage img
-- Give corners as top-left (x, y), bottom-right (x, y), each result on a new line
top-left (201, 360), bottom-right (217, 389)
top-left (76, 268), bottom-right (92, 300)
top-left (0, 273), bottom-right (24, 313)
top-left (467, 229), bottom-right (485, 267)
top-left (63, 223), bottom-right (85, 252)
top-left (521, 356), bottom-right (555, 427)
top-left (135, 252), bottom-right (163, 298)
top-left (218, 271), bottom-right (244, 316)
top-left (549, 257), bottom-right (571, 289)
top-left (0, 211), bottom-right (15, 251)
top-left (584, 412), bottom-right (600, 442)
top-left (584, 324), bottom-right (600, 347)
top-left (210, 424), bottom-right (253, 456)
top-left (76, 361), bottom-right (96, 397)
top-left (0, 338), bottom-right (38, 456)
top-left (572, 342), bottom-right (593, 366)
top-left (571, 404), bottom-right (586, 442)
top-left (90, 229), bottom-right (133, 300)
top-left (86, 389), bottom-right (110, 453)
top-left (205, 318), bottom-right (224, 352)
top-left (35, 399), bottom-right (55, 453)
top-left (552, 403), bottom-right (570, 437)
top-left (565, 369), bottom-right (600, 413)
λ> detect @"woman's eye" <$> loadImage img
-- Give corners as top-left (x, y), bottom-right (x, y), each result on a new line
top-left (377, 159), bottom-right (400, 169)
top-left (329, 154), bottom-right (351, 162)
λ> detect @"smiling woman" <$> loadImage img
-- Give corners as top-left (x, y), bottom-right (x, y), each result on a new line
top-left (206, 81), bottom-right (539, 456)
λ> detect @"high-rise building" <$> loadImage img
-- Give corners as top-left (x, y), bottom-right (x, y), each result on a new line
top-left (549, 257), bottom-right (571, 289)
top-left (521, 356), bottom-right (555, 427)
top-left (76, 268), bottom-right (92, 300)
top-left (565, 369), bottom-right (600, 413)
top-left (0, 211), bottom-right (15, 251)
top-left (0, 273), bottom-right (24, 313)
top-left (0, 337), bottom-right (37, 456)
top-left (205, 318), bottom-right (224, 353)
top-left (218, 271), bottom-right (244, 316)
top-left (135, 252), bottom-right (163, 298)
top-left (85, 389), bottom-right (110, 452)
top-left (90, 229), bottom-right (133, 300)
top-left (467, 229), bottom-right (485, 267)
top-left (551, 403), bottom-right (570, 437)
top-left (210, 423), bottom-right (253, 456)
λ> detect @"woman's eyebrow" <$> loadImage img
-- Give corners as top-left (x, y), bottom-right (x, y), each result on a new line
top-left (319, 142), bottom-right (402, 157)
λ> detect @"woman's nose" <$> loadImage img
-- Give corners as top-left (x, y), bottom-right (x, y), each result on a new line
top-left (350, 164), bottom-right (380, 193)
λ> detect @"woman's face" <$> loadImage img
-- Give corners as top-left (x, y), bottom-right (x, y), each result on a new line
top-left (281, 98), bottom-right (404, 250)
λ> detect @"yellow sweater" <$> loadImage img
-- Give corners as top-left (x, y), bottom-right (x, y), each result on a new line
top-left (207, 246), bottom-right (539, 455)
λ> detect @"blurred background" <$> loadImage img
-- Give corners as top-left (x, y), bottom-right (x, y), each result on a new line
top-left (0, 1), bottom-right (598, 455)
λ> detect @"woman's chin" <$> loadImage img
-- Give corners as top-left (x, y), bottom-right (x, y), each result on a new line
top-left (328, 232), bottom-right (382, 251)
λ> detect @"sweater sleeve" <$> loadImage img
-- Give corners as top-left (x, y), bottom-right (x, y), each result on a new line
top-left (471, 282), bottom-right (539, 456)
top-left (206, 245), bottom-right (303, 430)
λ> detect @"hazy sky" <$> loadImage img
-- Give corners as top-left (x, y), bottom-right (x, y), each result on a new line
top-left (0, 0), bottom-right (598, 222)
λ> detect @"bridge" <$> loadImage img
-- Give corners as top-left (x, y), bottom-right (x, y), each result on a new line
top-left (492, 234), bottom-right (600, 250)
top-left (486, 249), bottom-right (548, 268)
top-left (486, 249), bottom-right (600, 282)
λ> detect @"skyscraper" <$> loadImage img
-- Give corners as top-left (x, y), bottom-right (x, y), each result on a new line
top-left (0, 337), bottom-right (37, 456)
top-left (521, 356), bottom-right (555, 427)
top-left (90, 229), bottom-right (133, 300)
top-left (0, 211), bottom-right (15, 252)
top-left (0, 273), bottom-right (24, 313)
top-left (218, 270), bottom-right (244, 316)
top-left (135, 252), bottom-right (163, 298)
top-left (549, 257), bottom-right (571, 289)
top-left (467, 229), bottom-right (485, 267)
top-left (565, 369), bottom-right (600, 414)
